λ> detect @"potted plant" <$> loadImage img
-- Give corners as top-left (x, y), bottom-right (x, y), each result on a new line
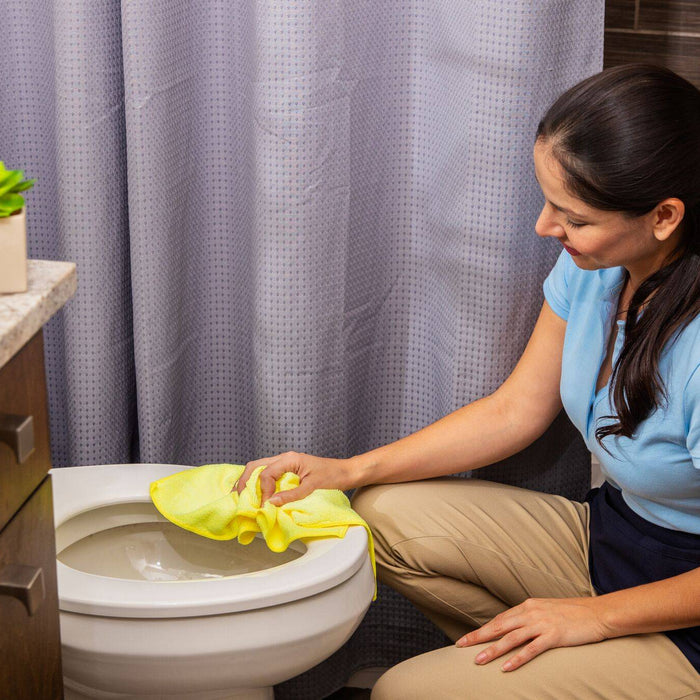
top-left (0, 161), bottom-right (35, 294)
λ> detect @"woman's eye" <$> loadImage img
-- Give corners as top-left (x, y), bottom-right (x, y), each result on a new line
top-left (565, 218), bottom-right (585, 228)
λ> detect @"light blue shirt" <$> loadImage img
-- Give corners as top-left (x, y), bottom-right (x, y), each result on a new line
top-left (543, 250), bottom-right (700, 534)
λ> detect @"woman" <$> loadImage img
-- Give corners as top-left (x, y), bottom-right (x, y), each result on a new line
top-left (236, 64), bottom-right (700, 698)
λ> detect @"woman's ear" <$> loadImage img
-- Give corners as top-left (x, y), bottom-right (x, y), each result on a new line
top-left (652, 198), bottom-right (685, 241)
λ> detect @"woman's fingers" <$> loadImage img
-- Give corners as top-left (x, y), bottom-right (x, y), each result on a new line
top-left (457, 598), bottom-right (608, 671)
top-left (234, 451), bottom-right (351, 505)
top-left (459, 610), bottom-right (517, 646)
top-left (266, 484), bottom-right (310, 506)
top-left (462, 614), bottom-right (552, 672)
top-left (235, 451), bottom-right (306, 500)
top-left (472, 628), bottom-right (536, 666)
top-left (258, 459), bottom-right (301, 503)
top-left (499, 637), bottom-right (552, 672)
top-left (234, 456), bottom-right (279, 495)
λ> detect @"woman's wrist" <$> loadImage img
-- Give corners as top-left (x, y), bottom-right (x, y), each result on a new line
top-left (583, 594), bottom-right (618, 639)
top-left (585, 569), bottom-right (700, 638)
top-left (345, 451), bottom-right (381, 489)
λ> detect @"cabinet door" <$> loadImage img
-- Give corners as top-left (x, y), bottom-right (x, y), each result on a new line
top-left (0, 329), bottom-right (52, 532)
top-left (0, 476), bottom-right (62, 699)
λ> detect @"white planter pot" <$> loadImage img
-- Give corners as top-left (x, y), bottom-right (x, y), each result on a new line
top-left (0, 208), bottom-right (28, 293)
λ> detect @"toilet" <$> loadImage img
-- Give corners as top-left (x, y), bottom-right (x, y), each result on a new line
top-left (49, 463), bottom-right (375, 700)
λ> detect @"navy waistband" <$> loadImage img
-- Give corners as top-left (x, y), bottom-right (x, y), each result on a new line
top-left (585, 482), bottom-right (700, 554)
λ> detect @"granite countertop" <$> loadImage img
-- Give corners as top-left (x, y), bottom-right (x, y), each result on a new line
top-left (0, 260), bottom-right (77, 369)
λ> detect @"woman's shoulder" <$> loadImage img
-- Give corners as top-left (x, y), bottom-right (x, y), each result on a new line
top-left (667, 311), bottom-right (700, 386)
top-left (679, 322), bottom-right (700, 413)
top-left (675, 310), bottom-right (700, 353)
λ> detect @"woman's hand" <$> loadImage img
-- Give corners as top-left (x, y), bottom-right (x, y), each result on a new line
top-left (455, 597), bottom-right (610, 672)
top-left (234, 451), bottom-right (356, 506)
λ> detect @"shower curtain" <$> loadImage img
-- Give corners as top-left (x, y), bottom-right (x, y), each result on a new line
top-left (0, 1), bottom-right (603, 696)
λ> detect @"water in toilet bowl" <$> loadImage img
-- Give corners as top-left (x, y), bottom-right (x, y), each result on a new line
top-left (57, 518), bottom-right (303, 582)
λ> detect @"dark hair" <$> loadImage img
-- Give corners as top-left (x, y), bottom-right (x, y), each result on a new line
top-left (536, 64), bottom-right (700, 449)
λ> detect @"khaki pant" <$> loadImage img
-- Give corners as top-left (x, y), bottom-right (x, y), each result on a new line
top-left (350, 478), bottom-right (700, 699)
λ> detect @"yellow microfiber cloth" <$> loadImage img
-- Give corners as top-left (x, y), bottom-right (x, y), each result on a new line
top-left (149, 463), bottom-right (377, 601)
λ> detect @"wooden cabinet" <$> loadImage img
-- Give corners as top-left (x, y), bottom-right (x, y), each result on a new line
top-left (0, 329), bottom-right (63, 698)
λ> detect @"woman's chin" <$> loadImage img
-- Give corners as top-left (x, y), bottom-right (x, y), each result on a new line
top-left (569, 255), bottom-right (598, 270)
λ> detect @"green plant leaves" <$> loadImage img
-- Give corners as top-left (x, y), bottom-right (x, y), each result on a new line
top-left (12, 179), bottom-right (35, 193)
top-left (0, 170), bottom-right (24, 196)
top-left (0, 162), bottom-right (35, 218)
top-left (0, 193), bottom-right (25, 217)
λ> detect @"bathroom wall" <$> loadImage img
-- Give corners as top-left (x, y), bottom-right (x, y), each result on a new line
top-left (604, 0), bottom-right (700, 88)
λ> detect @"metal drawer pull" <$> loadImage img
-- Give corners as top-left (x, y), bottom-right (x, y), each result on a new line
top-left (0, 564), bottom-right (45, 615)
top-left (0, 413), bottom-right (35, 463)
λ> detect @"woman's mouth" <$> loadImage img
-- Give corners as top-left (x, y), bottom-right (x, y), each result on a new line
top-left (563, 244), bottom-right (581, 256)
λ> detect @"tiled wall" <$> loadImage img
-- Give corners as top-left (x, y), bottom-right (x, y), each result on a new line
top-left (604, 0), bottom-right (700, 88)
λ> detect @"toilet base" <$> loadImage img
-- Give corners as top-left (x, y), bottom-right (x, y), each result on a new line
top-left (64, 676), bottom-right (275, 700)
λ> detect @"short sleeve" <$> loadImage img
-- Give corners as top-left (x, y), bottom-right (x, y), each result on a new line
top-left (542, 249), bottom-right (573, 321)
top-left (684, 363), bottom-right (700, 469)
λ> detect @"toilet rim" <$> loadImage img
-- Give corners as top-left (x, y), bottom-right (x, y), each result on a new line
top-left (55, 527), bottom-right (367, 618)
top-left (49, 464), bottom-right (370, 619)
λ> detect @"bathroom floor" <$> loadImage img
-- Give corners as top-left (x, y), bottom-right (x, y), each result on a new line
top-left (324, 687), bottom-right (372, 699)
top-left (321, 666), bottom-right (384, 698)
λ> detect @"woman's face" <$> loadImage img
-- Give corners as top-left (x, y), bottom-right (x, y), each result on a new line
top-left (533, 139), bottom-right (667, 280)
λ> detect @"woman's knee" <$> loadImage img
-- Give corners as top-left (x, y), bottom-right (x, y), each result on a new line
top-left (350, 483), bottom-right (423, 567)
top-left (369, 644), bottom-right (490, 700)
top-left (370, 662), bottom-right (419, 700)
top-left (350, 483), bottom-right (404, 524)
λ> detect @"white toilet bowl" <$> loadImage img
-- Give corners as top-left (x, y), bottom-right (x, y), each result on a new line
top-left (49, 463), bottom-right (375, 699)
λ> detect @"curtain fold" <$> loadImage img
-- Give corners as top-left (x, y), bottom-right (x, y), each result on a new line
top-left (0, 1), bottom-right (603, 696)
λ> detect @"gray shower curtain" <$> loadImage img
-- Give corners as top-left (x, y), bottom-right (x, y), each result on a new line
top-left (0, 1), bottom-right (603, 696)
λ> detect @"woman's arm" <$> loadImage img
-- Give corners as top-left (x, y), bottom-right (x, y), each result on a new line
top-left (348, 300), bottom-right (567, 488)
top-left (456, 567), bottom-right (700, 672)
top-left (241, 299), bottom-right (567, 504)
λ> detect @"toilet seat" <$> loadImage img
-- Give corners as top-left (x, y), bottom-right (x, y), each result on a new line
top-left (50, 463), bottom-right (369, 619)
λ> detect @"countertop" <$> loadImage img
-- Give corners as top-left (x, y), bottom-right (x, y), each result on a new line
top-left (0, 260), bottom-right (77, 369)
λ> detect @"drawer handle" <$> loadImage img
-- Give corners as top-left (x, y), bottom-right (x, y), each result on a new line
top-left (0, 564), bottom-right (45, 616)
top-left (0, 413), bottom-right (35, 463)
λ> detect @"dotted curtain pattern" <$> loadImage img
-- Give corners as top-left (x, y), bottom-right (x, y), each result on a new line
top-left (0, 1), bottom-right (603, 696)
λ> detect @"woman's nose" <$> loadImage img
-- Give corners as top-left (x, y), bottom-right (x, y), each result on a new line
top-left (535, 204), bottom-right (564, 239)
